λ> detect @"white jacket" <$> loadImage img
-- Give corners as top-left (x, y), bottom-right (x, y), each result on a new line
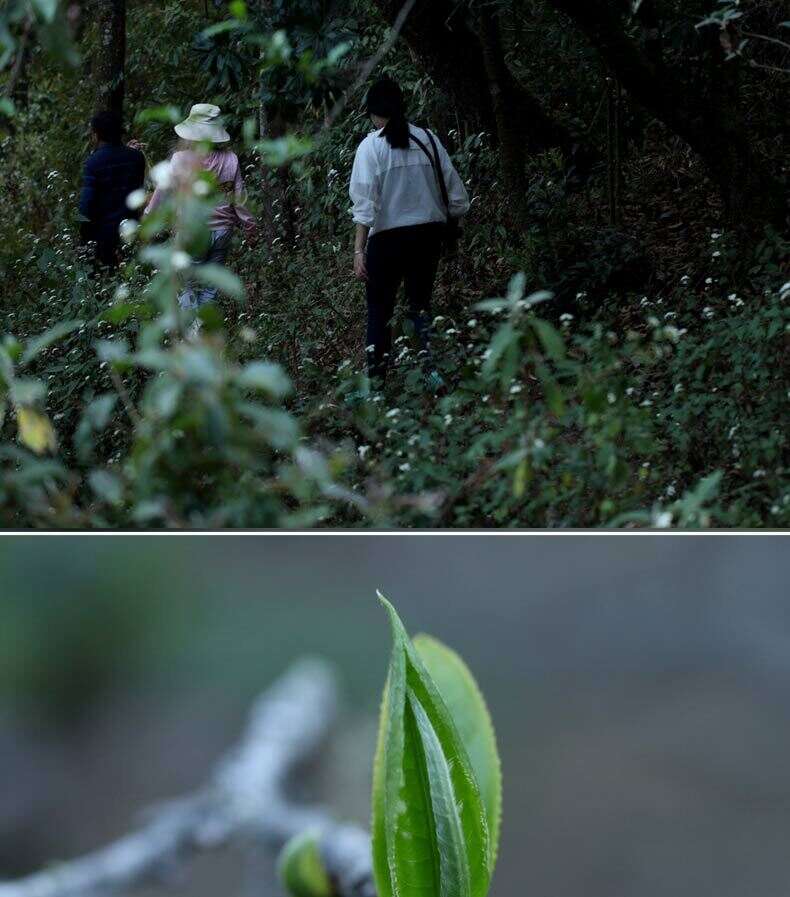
top-left (349, 125), bottom-right (470, 236)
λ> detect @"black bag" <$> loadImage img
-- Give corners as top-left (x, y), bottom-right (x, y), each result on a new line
top-left (410, 129), bottom-right (461, 254)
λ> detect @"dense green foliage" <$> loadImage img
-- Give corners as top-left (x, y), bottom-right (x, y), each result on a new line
top-left (0, 0), bottom-right (787, 528)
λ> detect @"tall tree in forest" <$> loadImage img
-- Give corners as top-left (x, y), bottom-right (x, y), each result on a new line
top-left (95, 0), bottom-right (126, 116)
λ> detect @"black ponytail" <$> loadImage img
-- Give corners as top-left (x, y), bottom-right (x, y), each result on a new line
top-left (365, 78), bottom-right (410, 150)
top-left (382, 113), bottom-right (410, 150)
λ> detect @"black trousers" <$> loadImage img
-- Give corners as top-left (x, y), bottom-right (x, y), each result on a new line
top-left (365, 223), bottom-right (444, 379)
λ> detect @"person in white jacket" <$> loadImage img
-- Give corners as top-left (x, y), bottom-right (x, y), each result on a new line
top-left (349, 78), bottom-right (470, 388)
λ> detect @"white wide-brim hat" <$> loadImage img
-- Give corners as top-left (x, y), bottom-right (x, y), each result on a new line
top-left (175, 103), bottom-right (230, 143)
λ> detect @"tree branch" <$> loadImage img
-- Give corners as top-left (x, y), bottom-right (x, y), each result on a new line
top-left (323, 0), bottom-right (418, 130)
top-left (0, 659), bottom-right (376, 897)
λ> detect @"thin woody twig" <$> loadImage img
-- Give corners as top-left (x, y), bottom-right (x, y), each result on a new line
top-left (323, 0), bottom-right (419, 130)
top-left (0, 659), bottom-right (375, 897)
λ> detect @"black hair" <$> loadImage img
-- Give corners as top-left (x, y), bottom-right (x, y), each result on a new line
top-left (91, 110), bottom-right (123, 144)
top-left (365, 78), bottom-right (410, 150)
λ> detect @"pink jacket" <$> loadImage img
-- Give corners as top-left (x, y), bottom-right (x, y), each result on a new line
top-left (145, 149), bottom-right (257, 236)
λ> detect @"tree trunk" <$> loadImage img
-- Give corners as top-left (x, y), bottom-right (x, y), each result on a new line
top-left (476, 7), bottom-right (529, 222)
top-left (95, 0), bottom-right (126, 116)
top-left (549, 0), bottom-right (785, 230)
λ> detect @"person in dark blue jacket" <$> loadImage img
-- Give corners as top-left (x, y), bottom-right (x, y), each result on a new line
top-left (79, 111), bottom-right (146, 269)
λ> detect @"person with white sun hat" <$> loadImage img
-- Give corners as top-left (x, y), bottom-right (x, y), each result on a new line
top-left (144, 103), bottom-right (258, 314)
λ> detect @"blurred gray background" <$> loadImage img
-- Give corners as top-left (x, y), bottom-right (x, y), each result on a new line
top-left (1, 536), bottom-right (788, 897)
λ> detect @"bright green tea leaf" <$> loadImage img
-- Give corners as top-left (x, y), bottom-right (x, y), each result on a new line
top-left (413, 634), bottom-right (502, 868)
top-left (373, 595), bottom-right (492, 897)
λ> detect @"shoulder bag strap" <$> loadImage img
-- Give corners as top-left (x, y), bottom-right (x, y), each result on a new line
top-left (410, 129), bottom-right (451, 217)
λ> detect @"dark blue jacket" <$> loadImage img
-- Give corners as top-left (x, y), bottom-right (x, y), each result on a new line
top-left (79, 143), bottom-right (146, 243)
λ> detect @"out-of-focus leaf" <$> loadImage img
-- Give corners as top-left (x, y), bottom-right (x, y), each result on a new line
top-left (238, 403), bottom-right (299, 449)
top-left (255, 135), bottom-right (313, 167)
top-left (30, 0), bottom-right (58, 23)
top-left (95, 339), bottom-right (131, 366)
top-left (88, 469), bottom-right (124, 506)
top-left (482, 322), bottom-right (516, 379)
top-left (10, 378), bottom-right (46, 406)
top-left (193, 263), bottom-right (245, 301)
top-left (531, 319), bottom-right (566, 362)
top-left (135, 105), bottom-right (182, 125)
top-left (21, 319), bottom-right (83, 364)
top-left (236, 361), bottom-right (291, 399)
top-left (100, 302), bottom-right (155, 324)
top-left (277, 830), bottom-right (332, 897)
top-left (17, 407), bottom-right (57, 455)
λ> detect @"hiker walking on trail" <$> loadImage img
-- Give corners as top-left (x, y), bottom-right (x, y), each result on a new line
top-left (144, 103), bottom-right (258, 312)
top-left (79, 111), bottom-right (146, 270)
top-left (349, 77), bottom-right (470, 389)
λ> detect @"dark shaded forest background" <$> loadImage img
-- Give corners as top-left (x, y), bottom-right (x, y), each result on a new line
top-left (0, 0), bottom-right (787, 528)
top-left (1, 536), bottom-right (790, 896)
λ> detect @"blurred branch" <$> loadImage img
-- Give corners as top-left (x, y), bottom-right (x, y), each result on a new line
top-left (323, 0), bottom-right (418, 129)
top-left (0, 659), bottom-right (376, 897)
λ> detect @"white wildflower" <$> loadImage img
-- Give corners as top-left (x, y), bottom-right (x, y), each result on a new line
top-left (151, 160), bottom-right (173, 189)
top-left (126, 188), bottom-right (147, 210)
top-left (171, 250), bottom-right (191, 271)
top-left (119, 219), bottom-right (139, 244)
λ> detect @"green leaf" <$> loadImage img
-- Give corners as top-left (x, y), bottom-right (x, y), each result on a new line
top-left (229, 0), bottom-right (248, 20)
top-left (10, 378), bottom-right (46, 406)
top-left (482, 322), bottom-right (517, 379)
top-left (255, 135), bottom-right (313, 167)
top-left (0, 97), bottom-right (15, 119)
top-left (100, 302), bottom-right (155, 325)
top-left (412, 634), bottom-right (502, 868)
top-left (531, 318), bottom-right (566, 362)
top-left (372, 595), bottom-right (492, 897)
top-left (88, 469), bottom-right (124, 507)
top-left (135, 105), bottom-right (182, 125)
top-left (21, 319), bottom-right (84, 364)
top-left (193, 263), bottom-right (245, 301)
top-left (30, 0), bottom-right (58, 23)
top-left (277, 830), bottom-right (332, 897)
top-left (236, 361), bottom-right (291, 399)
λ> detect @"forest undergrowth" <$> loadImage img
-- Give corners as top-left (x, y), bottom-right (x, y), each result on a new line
top-left (0, 0), bottom-right (787, 528)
